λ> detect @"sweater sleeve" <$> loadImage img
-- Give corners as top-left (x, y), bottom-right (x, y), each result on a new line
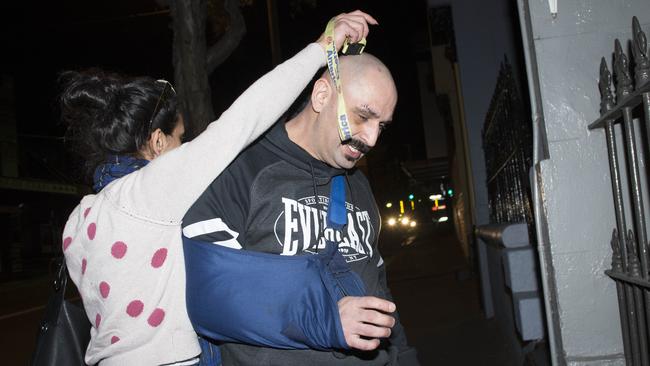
top-left (110, 43), bottom-right (325, 223)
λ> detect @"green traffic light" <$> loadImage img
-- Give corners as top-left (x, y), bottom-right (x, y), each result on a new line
top-left (408, 194), bottom-right (414, 200)
top-left (447, 189), bottom-right (453, 196)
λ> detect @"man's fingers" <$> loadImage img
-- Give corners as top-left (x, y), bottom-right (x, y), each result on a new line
top-left (346, 336), bottom-right (380, 351)
top-left (338, 296), bottom-right (396, 351)
top-left (359, 309), bottom-right (396, 329)
top-left (358, 296), bottom-right (396, 313)
top-left (355, 322), bottom-right (392, 339)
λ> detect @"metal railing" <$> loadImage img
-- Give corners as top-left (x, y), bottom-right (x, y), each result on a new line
top-left (479, 57), bottom-right (543, 345)
top-left (483, 59), bottom-right (534, 228)
top-left (588, 16), bottom-right (650, 366)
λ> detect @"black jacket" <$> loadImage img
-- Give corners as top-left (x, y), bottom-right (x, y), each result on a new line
top-left (183, 121), bottom-right (418, 366)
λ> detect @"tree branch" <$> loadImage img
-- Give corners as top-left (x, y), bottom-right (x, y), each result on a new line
top-left (205, 0), bottom-right (246, 74)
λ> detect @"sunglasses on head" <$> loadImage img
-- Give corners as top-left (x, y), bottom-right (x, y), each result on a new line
top-left (149, 79), bottom-right (177, 129)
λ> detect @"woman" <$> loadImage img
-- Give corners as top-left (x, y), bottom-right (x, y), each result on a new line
top-left (59, 11), bottom-right (374, 366)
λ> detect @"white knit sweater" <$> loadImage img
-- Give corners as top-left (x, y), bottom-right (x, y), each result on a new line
top-left (62, 43), bottom-right (325, 366)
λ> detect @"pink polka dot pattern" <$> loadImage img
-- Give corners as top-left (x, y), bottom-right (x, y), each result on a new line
top-left (147, 308), bottom-right (165, 327)
top-left (87, 223), bottom-right (97, 240)
top-left (111, 336), bottom-right (120, 344)
top-left (95, 313), bottom-right (101, 328)
top-left (84, 207), bottom-right (91, 218)
top-left (81, 258), bottom-right (87, 275)
top-left (62, 237), bottom-right (72, 251)
top-left (126, 300), bottom-right (144, 317)
top-left (111, 241), bottom-right (127, 259)
top-left (151, 248), bottom-right (168, 268)
top-left (99, 281), bottom-right (110, 298)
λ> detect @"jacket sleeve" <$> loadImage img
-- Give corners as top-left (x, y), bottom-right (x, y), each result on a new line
top-left (109, 43), bottom-right (325, 223)
top-left (182, 167), bottom-right (249, 248)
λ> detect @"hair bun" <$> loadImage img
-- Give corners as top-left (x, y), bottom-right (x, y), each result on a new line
top-left (59, 69), bottom-right (123, 129)
top-left (60, 68), bottom-right (179, 181)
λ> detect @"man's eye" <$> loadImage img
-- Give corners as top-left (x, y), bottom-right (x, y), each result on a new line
top-left (379, 123), bottom-right (388, 131)
top-left (358, 114), bottom-right (369, 122)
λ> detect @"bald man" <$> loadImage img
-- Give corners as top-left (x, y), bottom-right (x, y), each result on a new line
top-left (288, 53), bottom-right (397, 170)
top-left (183, 51), bottom-right (418, 365)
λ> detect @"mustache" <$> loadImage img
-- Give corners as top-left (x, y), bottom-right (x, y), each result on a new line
top-left (342, 138), bottom-right (371, 154)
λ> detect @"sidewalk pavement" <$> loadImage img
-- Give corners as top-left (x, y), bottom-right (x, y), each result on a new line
top-left (384, 223), bottom-right (518, 366)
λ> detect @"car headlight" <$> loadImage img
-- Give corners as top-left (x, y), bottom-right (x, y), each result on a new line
top-left (400, 217), bottom-right (410, 225)
top-left (409, 221), bottom-right (417, 227)
top-left (387, 217), bottom-right (396, 226)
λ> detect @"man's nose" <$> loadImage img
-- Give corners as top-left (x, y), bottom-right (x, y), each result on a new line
top-left (361, 122), bottom-right (381, 148)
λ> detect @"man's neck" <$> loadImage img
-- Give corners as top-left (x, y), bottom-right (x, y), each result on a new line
top-left (285, 110), bottom-right (321, 161)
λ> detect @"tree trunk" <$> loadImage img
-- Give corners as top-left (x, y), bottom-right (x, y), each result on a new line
top-left (170, 0), bottom-right (246, 138)
top-left (170, 0), bottom-right (214, 138)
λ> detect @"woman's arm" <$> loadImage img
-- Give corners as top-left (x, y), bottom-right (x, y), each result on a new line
top-left (110, 10), bottom-right (376, 223)
top-left (113, 43), bottom-right (325, 222)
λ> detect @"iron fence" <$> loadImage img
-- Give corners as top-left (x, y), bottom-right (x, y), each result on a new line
top-left (479, 59), bottom-right (545, 346)
top-left (482, 60), bottom-right (534, 228)
top-left (589, 16), bottom-right (650, 366)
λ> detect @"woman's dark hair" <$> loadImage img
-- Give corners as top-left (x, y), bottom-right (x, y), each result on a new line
top-left (59, 69), bottom-right (179, 178)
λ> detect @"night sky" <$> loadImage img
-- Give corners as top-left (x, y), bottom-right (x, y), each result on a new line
top-left (1, 0), bottom-right (431, 180)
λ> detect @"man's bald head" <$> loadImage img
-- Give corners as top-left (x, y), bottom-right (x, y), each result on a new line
top-left (286, 52), bottom-right (397, 170)
top-left (320, 53), bottom-right (397, 98)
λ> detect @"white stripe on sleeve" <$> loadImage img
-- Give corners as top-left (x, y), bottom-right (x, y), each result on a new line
top-left (183, 218), bottom-right (243, 250)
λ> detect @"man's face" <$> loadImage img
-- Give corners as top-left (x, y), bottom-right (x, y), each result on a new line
top-left (322, 71), bottom-right (397, 170)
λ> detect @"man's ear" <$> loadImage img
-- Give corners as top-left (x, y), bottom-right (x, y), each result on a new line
top-left (311, 78), bottom-right (331, 113)
top-left (148, 128), bottom-right (168, 158)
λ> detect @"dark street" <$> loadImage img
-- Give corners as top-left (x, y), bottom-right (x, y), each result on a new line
top-left (385, 222), bottom-right (517, 366)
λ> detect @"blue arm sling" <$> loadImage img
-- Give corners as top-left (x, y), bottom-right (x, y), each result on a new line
top-left (183, 176), bottom-right (366, 350)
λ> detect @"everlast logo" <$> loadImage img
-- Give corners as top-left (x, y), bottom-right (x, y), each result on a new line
top-left (275, 196), bottom-right (374, 263)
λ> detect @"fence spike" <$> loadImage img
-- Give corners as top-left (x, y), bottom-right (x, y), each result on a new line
top-left (633, 16), bottom-right (650, 87)
top-left (599, 57), bottom-right (615, 114)
top-left (615, 39), bottom-right (634, 101)
top-left (627, 230), bottom-right (641, 277)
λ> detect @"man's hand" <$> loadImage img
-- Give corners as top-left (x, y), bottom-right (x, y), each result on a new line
top-left (338, 296), bottom-right (396, 351)
top-left (317, 10), bottom-right (379, 53)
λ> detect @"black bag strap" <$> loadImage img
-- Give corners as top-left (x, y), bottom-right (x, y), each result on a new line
top-left (55, 257), bottom-right (68, 290)
top-left (50, 257), bottom-right (69, 314)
